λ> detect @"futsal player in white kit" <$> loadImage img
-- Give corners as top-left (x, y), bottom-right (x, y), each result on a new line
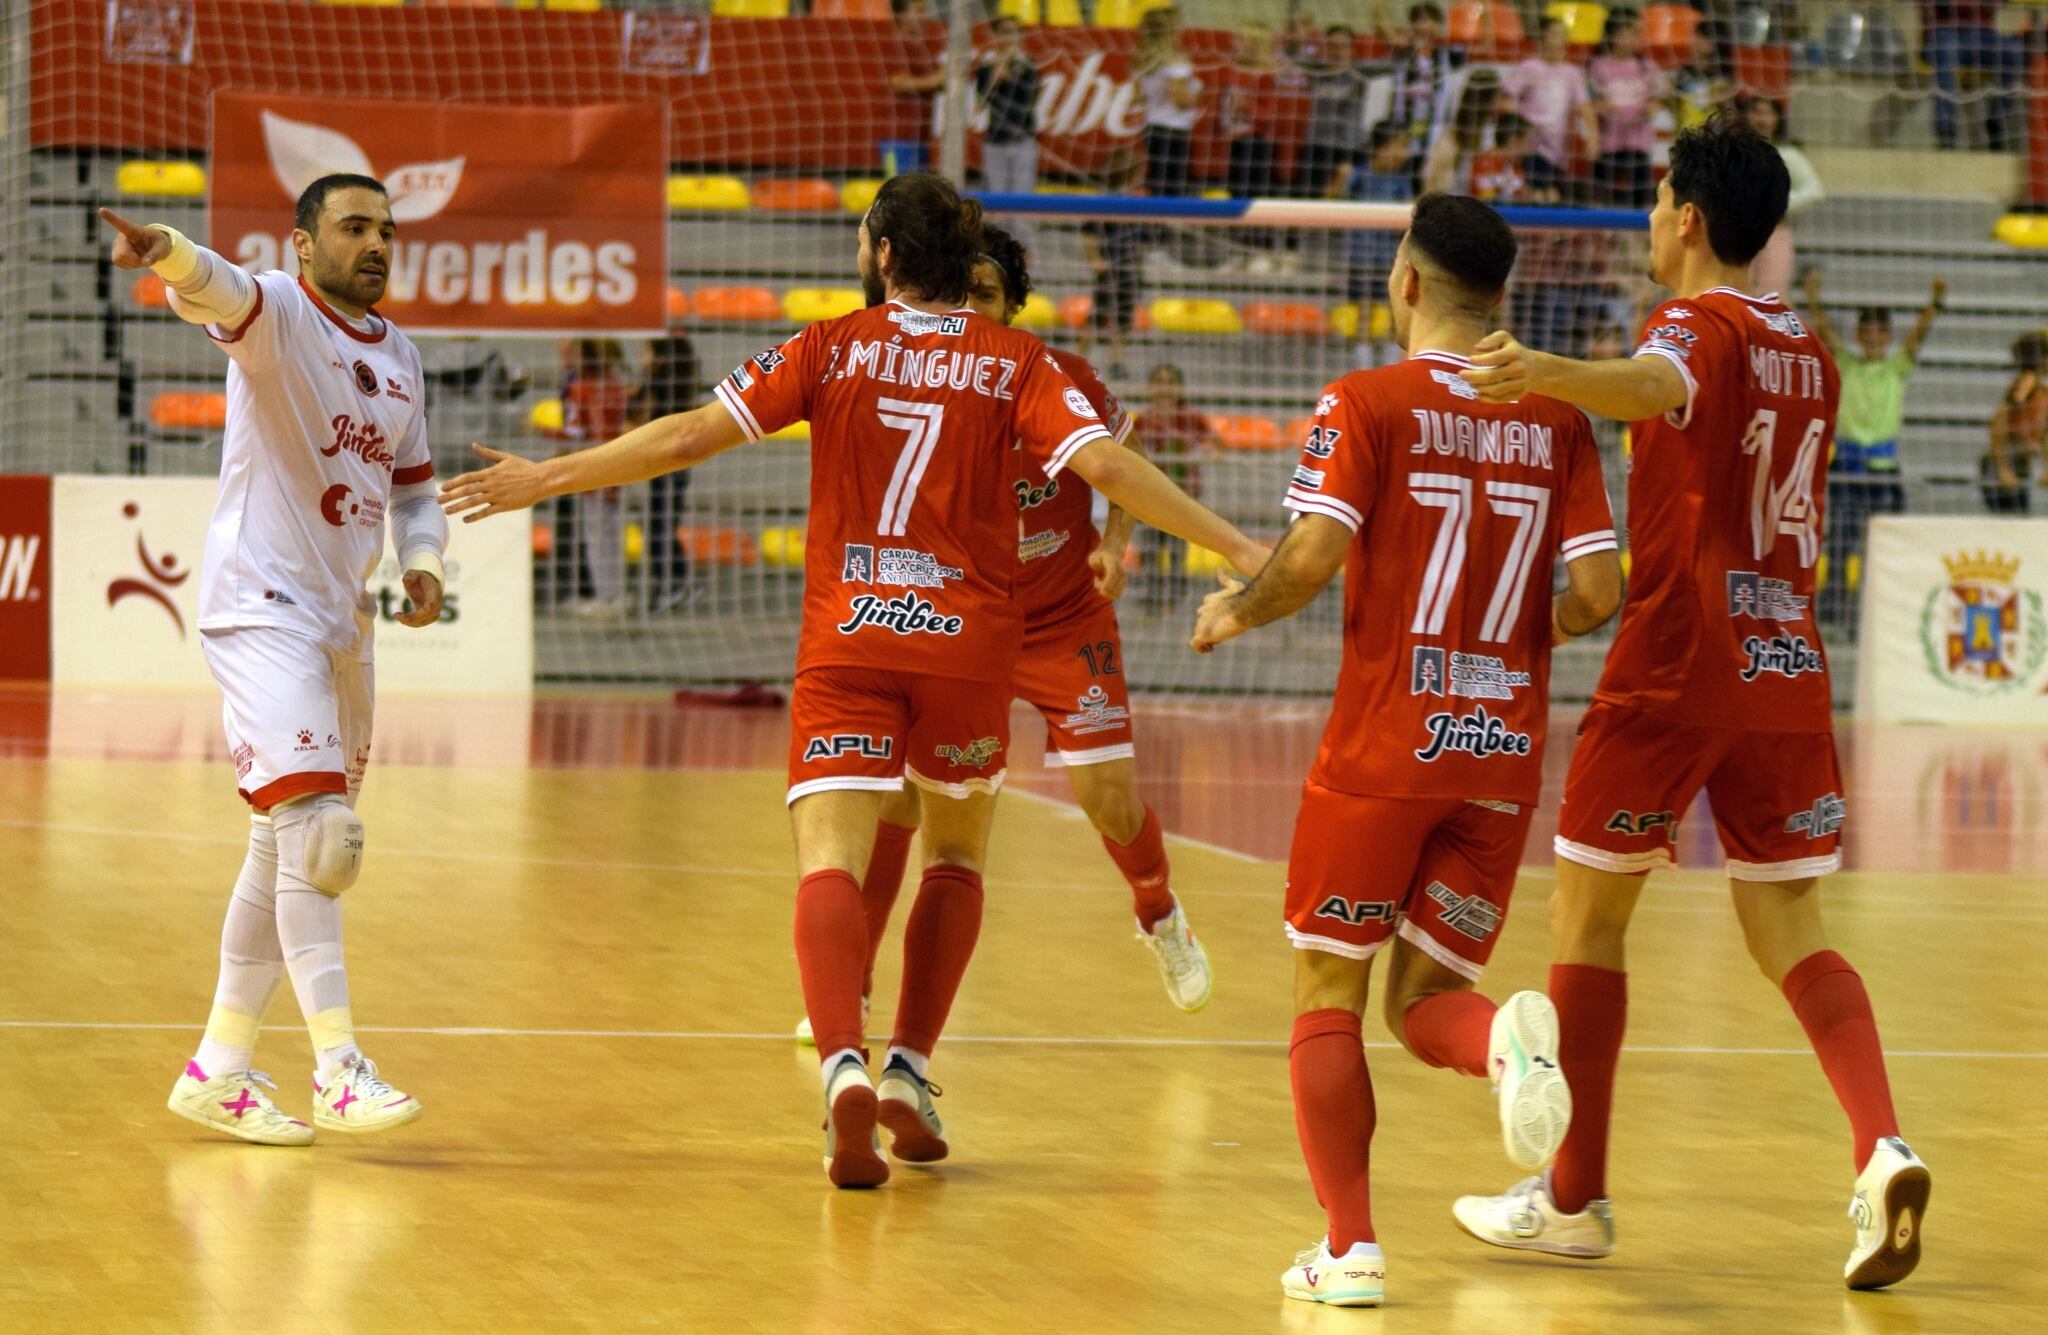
top-left (102, 175), bottom-right (449, 1144)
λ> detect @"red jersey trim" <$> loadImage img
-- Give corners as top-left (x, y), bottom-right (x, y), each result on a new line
top-left (1047, 424), bottom-right (1111, 476)
top-left (297, 276), bottom-right (388, 344)
top-left (392, 462), bottom-right (435, 487)
top-left (204, 281), bottom-right (265, 345)
top-left (1286, 490), bottom-right (1364, 531)
top-left (242, 770), bottom-right (348, 811)
top-left (713, 380), bottom-right (764, 442)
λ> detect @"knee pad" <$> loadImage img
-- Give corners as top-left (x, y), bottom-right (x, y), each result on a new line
top-left (275, 794), bottom-right (364, 897)
top-left (231, 813), bottom-right (280, 912)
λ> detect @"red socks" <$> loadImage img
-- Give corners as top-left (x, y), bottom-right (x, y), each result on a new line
top-left (859, 821), bottom-right (917, 993)
top-left (1290, 1008), bottom-right (1377, 1251)
top-left (1548, 963), bottom-right (1628, 1214)
top-left (1782, 950), bottom-right (1900, 1171)
top-left (1401, 990), bottom-right (1497, 1078)
top-left (794, 869), bottom-right (869, 1059)
top-left (1103, 805), bottom-right (1175, 931)
top-left (889, 866), bottom-right (985, 1058)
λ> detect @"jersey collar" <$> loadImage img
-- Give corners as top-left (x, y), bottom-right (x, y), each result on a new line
top-left (298, 276), bottom-right (388, 344)
top-left (1703, 285), bottom-right (1783, 305)
top-left (1409, 349), bottom-right (1474, 368)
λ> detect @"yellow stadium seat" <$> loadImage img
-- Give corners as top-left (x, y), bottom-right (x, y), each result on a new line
top-left (1330, 303), bottom-right (1360, 339)
top-left (117, 161), bottom-right (205, 197)
top-left (1149, 298), bottom-right (1242, 335)
top-left (1093, 0), bottom-right (1174, 29)
top-left (784, 288), bottom-right (865, 323)
top-left (149, 392), bottom-right (228, 430)
top-left (1033, 182), bottom-right (1093, 195)
top-left (752, 177), bottom-right (840, 212)
top-left (1044, 0), bottom-right (1083, 23)
top-left (1200, 188), bottom-right (1232, 200)
top-left (624, 522), bottom-right (645, 566)
top-left (841, 178), bottom-right (884, 214)
top-left (528, 398), bottom-right (565, 433)
top-left (1329, 302), bottom-right (1392, 340)
top-left (1014, 293), bottom-right (1057, 330)
top-left (997, 0), bottom-right (1040, 21)
top-left (667, 174), bottom-right (752, 211)
top-left (759, 526), bottom-right (806, 568)
top-left (512, 0), bottom-right (603, 10)
top-left (1182, 544), bottom-right (1228, 576)
top-left (693, 285), bottom-right (784, 323)
top-left (766, 421), bottom-right (812, 442)
top-left (1370, 303), bottom-right (1393, 341)
top-left (711, 0), bottom-right (791, 16)
top-left (1995, 213), bottom-right (2048, 248)
top-left (1544, 1), bottom-right (1607, 45)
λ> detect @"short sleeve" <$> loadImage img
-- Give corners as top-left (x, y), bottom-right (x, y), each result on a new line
top-left (1556, 415), bottom-right (1617, 562)
top-left (712, 326), bottom-right (817, 442)
top-left (203, 269), bottom-right (291, 373)
top-left (1064, 356), bottom-right (1133, 445)
top-left (1013, 347), bottom-right (1112, 479)
top-left (1632, 297), bottom-right (1717, 429)
top-left (1283, 381), bottom-right (1377, 532)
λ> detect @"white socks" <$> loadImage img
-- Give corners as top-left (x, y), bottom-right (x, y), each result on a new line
top-left (273, 799), bottom-right (359, 1080)
top-left (192, 816), bottom-right (285, 1078)
top-left (886, 1046), bottom-right (930, 1080)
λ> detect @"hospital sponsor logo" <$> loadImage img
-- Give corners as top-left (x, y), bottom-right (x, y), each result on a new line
top-left (1920, 549), bottom-right (2047, 695)
top-left (836, 592), bottom-right (964, 637)
top-left (1062, 684), bottom-right (1130, 737)
top-left (1726, 570), bottom-right (1808, 622)
top-left (1018, 528), bottom-right (1070, 563)
top-left (1783, 792), bottom-right (1846, 840)
top-left (319, 483), bottom-right (384, 531)
top-left (1739, 633), bottom-right (1826, 682)
top-left (802, 733), bottom-right (894, 763)
top-left (1414, 705), bottom-right (1532, 763)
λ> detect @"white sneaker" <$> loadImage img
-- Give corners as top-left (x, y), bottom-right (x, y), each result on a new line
top-left (1452, 1173), bottom-right (1615, 1258)
top-left (168, 1061), bottom-right (313, 1146)
top-left (1138, 898), bottom-right (1213, 1013)
top-left (795, 994), bottom-right (871, 1047)
top-left (820, 1055), bottom-right (889, 1188)
top-left (311, 1054), bottom-right (422, 1134)
top-left (1280, 1238), bottom-right (1385, 1307)
top-left (1845, 1137), bottom-right (1930, 1290)
top-left (1489, 991), bottom-right (1572, 1170)
top-left (876, 1056), bottom-right (949, 1163)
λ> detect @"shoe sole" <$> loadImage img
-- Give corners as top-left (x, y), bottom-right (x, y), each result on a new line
top-left (1282, 1281), bottom-right (1382, 1307)
top-left (1451, 1204), bottom-right (1613, 1259)
top-left (825, 1084), bottom-right (889, 1188)
top-left (1495, 993), bottom-right (1571, 1170)
top-left (877, 1089), bottom-right (949, 1163)
top-left (1847, 1165), bottom-right (1931, 1290)
top-left (167, 1094), bottom-right (313, 1147)
top-left (314, 1099), bottom-right (424, 1135)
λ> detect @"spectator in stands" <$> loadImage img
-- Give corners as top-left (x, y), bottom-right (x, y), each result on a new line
top-left (419, 338), bottom-right (528, 480)
top-left (1744, 95), bottom-right (1822, 296)
top-left (1135, 7), bottom-right (1203, 197)
top-left (1346, 123), bottom-right (1414, 366)
top-left (1804, 271), bottom-right (1948, 621)
top-left (1503, 18), bottom-right (1598, 187)
top-left (1669, 26), bottom-right (1732, 132)
top-left (1222, 24), bottom-right (1296, 265)
top-left (887, 0), bottom-right (943, 160)
top-left (1389, 4), bottom-right (1466, 156)
top-left (1133, 363), bottom-right (1217, 612)
top-left (1984, 331), bottom-right (2047, 514)
top-left (1919, 1), bottom-right (2026, 151)
top-left (631, 334), bottom-right (702, 615)
top-left (1472, 110), bottom-right (1540, 201)
top-left (1293, 24), bottom-right (1368, 198)
top-left (1421, 67), bottom-right (1502, 196)
top-left (976, 16), bottom-right (1040, 203)
top-left (1587, 8), bottom-right (1665, 209)
top-left (1078, 147), bottom-right (1147, 377)
top-left (560, 339), bottom-right (632, 618)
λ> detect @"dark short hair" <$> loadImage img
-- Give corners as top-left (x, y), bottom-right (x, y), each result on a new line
top-left (1406, 192), bottom-right (1518, 301)
top-left (977, 223), bottom-right (1032, 311)
top-left (866, 172), bottom-right (984, 303)
top-left (1496, 111), bottom-right (1534, 141)
top-left (1367, 121), bottom-right (1409, 155)
top-left (2014, 331), bottom-right (2046, 371)
top-left (1856, 306), bottom-right (1891, 331)
top-left (1409, 4), bottom-right (1445, 23)
top-left (295, 173), bottom-right (387, 236)
top-left (1665, 115), bottom-right (1788, 266)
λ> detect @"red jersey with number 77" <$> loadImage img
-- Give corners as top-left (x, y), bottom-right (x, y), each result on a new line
top-left (1284, 351), bottom-right (1616, 803)
top-left (713, 300), bottom-right (1114, 683)
top-left (1604, 287), bottom-right (1840, 732)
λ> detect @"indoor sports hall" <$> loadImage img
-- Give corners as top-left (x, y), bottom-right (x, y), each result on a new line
top-left (3, 2), bottom-right (2044, 1331)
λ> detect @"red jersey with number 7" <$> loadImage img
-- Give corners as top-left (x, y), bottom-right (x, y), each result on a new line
top-left (1604, 287), bottom-right (1840, 732)
top-left (1284, 351), bottom-right (1616, 803)
top-left (713, 300), bottom-right (1113, 683)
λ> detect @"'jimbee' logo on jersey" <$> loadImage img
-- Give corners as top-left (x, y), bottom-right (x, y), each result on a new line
top-left (837, 592), bottom-right (964, 637)
top-left (1605, 809), bottom-right (1674, 837)
top-left (1424, 880), bottom-right (1502, 942)
top-left (1313, 896), bottom-right (1398, 926)
top-left (933, 736), bottom-right (1002, 767)
top-left (1783, 792), bottom-right (1847, 839)
top-left (1304, 426), bottom-right (1341, 458)
top-left (802, 734), bottom-right (893, 762)
top-left (1739, 633), bottom-right (1825, 682)
top-left (353, 360), bottom-right (380, 397)
top-left (1415, 706), bottom-right (1532, 762)
top-left (751, 348), bottom-right (786, 376)
top-left (1291, 465), bottom-right (1326, 492)
top-left (1411, 646), bottom-right (1446, 697)
top-left (1014, 476), bottom-right (1060, 510)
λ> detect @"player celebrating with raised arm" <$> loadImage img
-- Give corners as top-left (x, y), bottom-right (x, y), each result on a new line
top-left (105, 176), bottom-right (448, 1145)
top-left (1451, 118), bottom-right (1929, 1291)
top-left (795, 224), bottom-right (1210, 1061)
top-left (1192, 194), bottom-right (1622, 1308)
top-left (441, 174), bottom-right (1263, 1188)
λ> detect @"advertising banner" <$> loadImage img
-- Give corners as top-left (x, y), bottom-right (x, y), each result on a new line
top-left (0, 476), bottom-right (53, 682)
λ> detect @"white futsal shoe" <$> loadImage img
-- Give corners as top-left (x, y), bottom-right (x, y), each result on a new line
top-left (1139, 897), bottom-right (1213, 1013)
top-left (1280, 1239), bottom-right (1386, 1307)
top-left (1452, 1172), bottom-right (1615, 1258)
top-left (1845, 1137), bottom-right (1931, 1290)
top-left (821, 1055), bottom-right (889, 1189)
top-left (796, 995), bottom-right (871, 1047)
top-left (311, 1054), bottom-right (422, 1134)
top-left (876, 1055), bottom-right (948, 1163)
top-left (1489, 991), bottom-right (1572, 1170)
top-left (168, 1061), bottom-right (314, 1146)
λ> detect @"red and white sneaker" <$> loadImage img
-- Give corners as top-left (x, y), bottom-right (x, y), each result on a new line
top-left (312, 1054), bottom-right (422, 1134)
top-left (168, 1062), bottom-right (313, 1146)
top-left (820, 1055), bottom-right (889, 1189)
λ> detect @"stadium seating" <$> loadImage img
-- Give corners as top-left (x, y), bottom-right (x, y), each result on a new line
top-left (1642, 4), bottom-right (1701, 65)
top-left (1014, 293), bottom-right (1057, 330)
top-left (1544, 2), bottom-right (1607, 45)
top-left (528, 398), bottom-right (564, 433)
top-left (131, 273), bottom-right (169, 309)
top-left (667, 175), bottom-right (752, 212)
top-left (693, 286), bottom-right (785, 323)
top-left (667, 287), bottom-right (690, 321)
top-left (1092, 0), bottom-right (1175, 29)
top-left (1282, 417), bottom-right (1318, 445)
top-left (809, 0), bottom-right (892, 15)
top-left (1241, 301), bottom-right (1329, 337)
top-left (757, 526), bottom-right (805, 567)
top-left (115, 161), bottom-right (204, 197)
top-left (711, 0), bottom-right (792, 17)
top-left (679, 526), bottom-right (762, 567)
top-left (510, 1), bottom-right (605, 10)
top-left (1448, 3), bottom-right (1527, 58)
top-left (840, 178), bottom-right (883, 214)
top-left (1149, 298), bottom-right (1242, 335)
top-left (1733, 43), bottom-right (1793, 98)
top-left (752, 178), bottom-right (841, 213)
top-left (148, 392), bottom-right (227, 430)
top-left (782, 288), bottom-right (864, 323)
top-left (1209, 415), bottom-right (1285, 451)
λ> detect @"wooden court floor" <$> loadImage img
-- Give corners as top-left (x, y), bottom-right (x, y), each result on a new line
top-left (2, 687), bottom-right (2044, 1333)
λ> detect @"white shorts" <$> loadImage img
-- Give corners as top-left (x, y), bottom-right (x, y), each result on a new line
top-left (201, 626), bottom-right (373, 811)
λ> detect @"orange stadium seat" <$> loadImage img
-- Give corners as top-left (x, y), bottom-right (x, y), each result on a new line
top-left (1643, 4), bottom-right (1701, 65)
top-left (1241, 301), bottom-right (1330, 337)
top-left (131, 273), bottom-right (169, 308)
top-left (1733, 43), bottom-right (1792, 98)
top-left (1210, 415), bottom-right (1284, 452)
top-left (692, 285), bottom-right (785, 323)
top-left (1448, 3), bottom-right (1526, 57)
top-left (149, 392), bottom-right (228, 430)
top-left (811, 0), bottom-right (892, 16)
top-left (677, 526), bottom-right (759, 567)
top-left (1058, 295), bottom-right (1094, 329)
top-left (1282, 416), bottom-right (1319, 446)
top-left (531, 524), bottom-right (553, 559)
top-left (666, 286), bottom-right (690, 322)
top-left (752, 177), bottom-right (841, 213)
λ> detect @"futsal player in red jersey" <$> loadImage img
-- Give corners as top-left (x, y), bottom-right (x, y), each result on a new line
top-left (442, 175), bottom-right (1264, 1190)
top-left (1193, 194), bottom-right (1623, 1307)
top-left (1453, 117), bottom-right (1928, 1290)
top-left (796, 225), bottom-right (1212, 1063)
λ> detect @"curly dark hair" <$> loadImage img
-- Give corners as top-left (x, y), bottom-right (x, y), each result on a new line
top-left (865, 172), bottom-right (985, 303)
top-left (976, 223), bottom-right (1032, 311)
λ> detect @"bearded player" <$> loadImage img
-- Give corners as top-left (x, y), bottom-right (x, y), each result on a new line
top-left (1452, 118), bottom-right (1928, 1290)
top-left (794, 224), bottom-right (1210, 1056)
top-left (104, 176), bottom-right (447, 1144)
top-left (1192, 194), bottom-right (1621, 1307)
top-left (442, 175), bottom-right (1263, 1187)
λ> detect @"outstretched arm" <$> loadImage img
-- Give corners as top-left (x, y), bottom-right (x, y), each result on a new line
top-left (441, 401), bottom-right (747, 521)
top-left (1800, 269), bottom-right (1843, 359)
top-left (101, 208), bottom-right (257, 330)
top-left (1063, 438), bottom-right (1267, 578)
top-left (1460, 329), bottom-right (1689, 423)
top-left (1190, 513), bottom-right (1349, 652)
top-left (1901, 276), bottom-right (1947, 363)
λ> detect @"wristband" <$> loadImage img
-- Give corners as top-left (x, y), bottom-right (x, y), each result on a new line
top-left (403, 551), bottom-right (445, 588)
top-left (146, 224), bottom-right (203, 288)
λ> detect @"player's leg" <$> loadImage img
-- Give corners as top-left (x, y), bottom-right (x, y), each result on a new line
top-left (795, 780), bottom-right (919, 1046)
top-left (1710, 734), bottom-right (1926, 1289)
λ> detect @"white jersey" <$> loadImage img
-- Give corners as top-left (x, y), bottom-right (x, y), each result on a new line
top-left (198, 271), bottom-right (434, 654)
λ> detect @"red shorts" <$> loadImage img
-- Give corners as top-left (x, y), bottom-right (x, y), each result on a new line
top-left (1555, 702), bottom-right (1845, 880)
top-left (1013, 601), bottom-right (1134, 766)
top-left (1285, 781), bottom-right (1536, 979)
top-left (786, 666), bottom-right (1011, 805)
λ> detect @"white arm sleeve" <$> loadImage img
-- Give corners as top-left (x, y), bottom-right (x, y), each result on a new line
top-left (149, 226), bottom-right (259, 329)
top-left (389, 481), bottom-right (450, 581)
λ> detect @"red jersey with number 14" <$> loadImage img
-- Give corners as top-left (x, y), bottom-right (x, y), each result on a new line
top-left (1605, 287), bottom-right (1840, 732)
top-left (713, 300), bottom-right (1112, 683)
top-left (1285, 352), bottom-right (1616, 804)
top-left (1013, 347), bottom-right (1133, 625)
